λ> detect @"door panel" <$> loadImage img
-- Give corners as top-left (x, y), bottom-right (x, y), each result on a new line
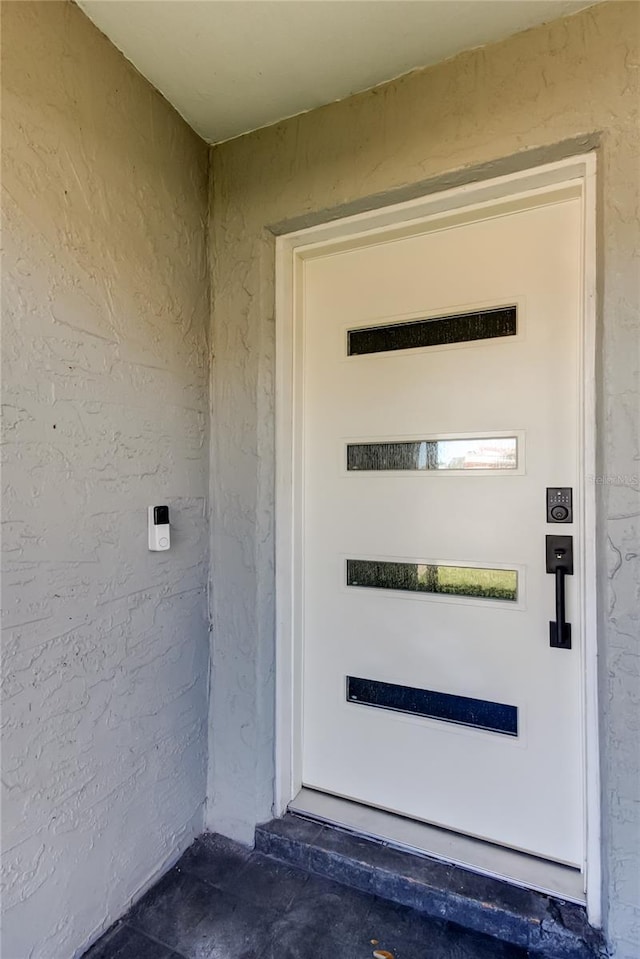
top-left (301, 199), bottom-right (583, 866)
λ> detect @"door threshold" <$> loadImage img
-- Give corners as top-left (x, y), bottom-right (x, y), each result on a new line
top-left (289, 787), bottom-right (585, 904)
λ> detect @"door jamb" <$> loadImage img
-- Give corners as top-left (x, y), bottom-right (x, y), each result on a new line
top-left (274, 154), bottom-right (600, 925)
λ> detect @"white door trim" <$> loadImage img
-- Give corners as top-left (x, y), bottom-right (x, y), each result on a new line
top-left (274, 153), bottom-right (600, 924)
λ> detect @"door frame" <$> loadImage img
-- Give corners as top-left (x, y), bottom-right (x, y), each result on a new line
top-left (274, 153), bottom-right (600, 924)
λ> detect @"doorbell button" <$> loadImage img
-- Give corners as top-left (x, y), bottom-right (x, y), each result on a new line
top-left (546, 487), bottom-right (573, 524)
top-left (148, 505), bottom-right (171, 551)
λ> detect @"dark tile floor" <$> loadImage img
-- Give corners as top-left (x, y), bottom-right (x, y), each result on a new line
top-left (84, 834), bottom-right (534, 959)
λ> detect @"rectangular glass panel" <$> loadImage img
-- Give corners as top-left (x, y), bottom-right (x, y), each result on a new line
top-left (347, 676), bottom-right (518, 736)
top-left (347, 436), bottom-right (517, 471)
top-left (346, 560), bottom-right (518, 601)
top-left (348, 305), bottom-right (517, 356)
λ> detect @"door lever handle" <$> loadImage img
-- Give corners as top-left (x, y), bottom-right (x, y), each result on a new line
top-left (546, 535), bottom-right (573, 649)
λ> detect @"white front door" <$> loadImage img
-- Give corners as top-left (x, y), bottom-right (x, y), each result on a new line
top-left (299, 191), bottom-right (585, 868)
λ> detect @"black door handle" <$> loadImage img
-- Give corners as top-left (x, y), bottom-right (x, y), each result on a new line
top-left (546, 535), bottom-right (573, 649)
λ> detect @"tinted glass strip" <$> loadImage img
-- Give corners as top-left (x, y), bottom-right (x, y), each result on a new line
top-left (348, 306), bottom-right (517, 356)
top-left (347, 676), bottom-right (518, 736)
top-left (347, 560), bottom-right (517, 601)
top-left (347, 436), bottom-right (517, 471)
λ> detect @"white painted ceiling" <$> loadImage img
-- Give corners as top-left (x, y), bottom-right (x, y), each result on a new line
top-left (77, 0), bottom-right (598, 144)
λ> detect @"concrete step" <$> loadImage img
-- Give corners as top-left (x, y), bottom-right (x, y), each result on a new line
top-left (255, 813), bottom-right (607, 959)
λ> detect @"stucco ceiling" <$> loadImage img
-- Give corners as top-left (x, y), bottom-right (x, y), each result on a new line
top-left (77, 0), bottom-right (599, 144)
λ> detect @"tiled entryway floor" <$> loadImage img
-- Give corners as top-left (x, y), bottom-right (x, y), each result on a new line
top-left (84, 834), bottom-right (540, 959)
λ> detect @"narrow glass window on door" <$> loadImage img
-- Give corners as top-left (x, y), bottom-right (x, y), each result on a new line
top-left (347, 560), bottom-right (518, 602)
top-left (347, 436), bottom-right (517, 471)
top-left (346, 677), bottom-right (518, 736)
top-left (347, 305), bottom-right (517, 356)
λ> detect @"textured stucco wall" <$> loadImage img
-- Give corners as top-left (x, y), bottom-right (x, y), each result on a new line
top-left (1, 3), bottom-right (210, 958)
top-left (207, 3), bottom-right (640, 956)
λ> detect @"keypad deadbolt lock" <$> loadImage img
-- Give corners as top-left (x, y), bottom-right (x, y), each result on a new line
top-left (546, 487), bottom-right (573, 524)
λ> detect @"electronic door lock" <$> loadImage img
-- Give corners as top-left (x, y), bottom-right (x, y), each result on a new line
top-left (547, 487), bottom-right (573, 523)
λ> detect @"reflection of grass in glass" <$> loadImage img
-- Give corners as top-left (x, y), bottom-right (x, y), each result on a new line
top-left (418, 565), bottom-right (517, 601)
top-left (347, 560), bottom-right (518, 601)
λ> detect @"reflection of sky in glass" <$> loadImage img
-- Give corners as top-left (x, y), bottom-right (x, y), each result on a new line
top-left (435, 437), bottom-right (517, 470)
top-left (348, 437), bottom-right (517, 471)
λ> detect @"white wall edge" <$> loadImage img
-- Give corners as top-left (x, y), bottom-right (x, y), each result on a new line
top-left (580, 152), bottom-right (602, 929)
top-left (274, 152), bottom-right (601, 924)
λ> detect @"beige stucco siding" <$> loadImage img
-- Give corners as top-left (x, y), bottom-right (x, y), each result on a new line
top-left (1, 3), bottom-right (210, 957)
